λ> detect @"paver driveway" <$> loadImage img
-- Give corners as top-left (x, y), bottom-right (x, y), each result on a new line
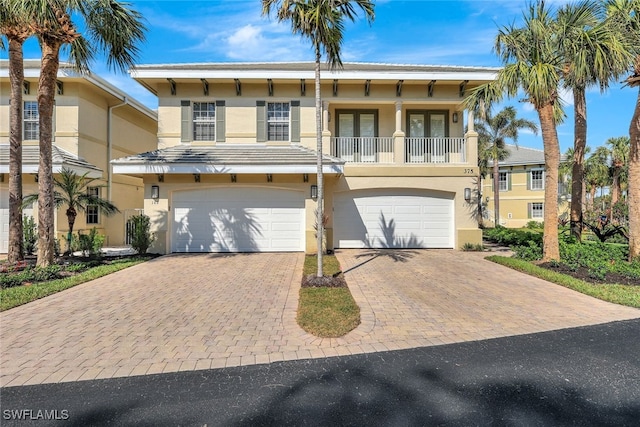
top-left (1, 250), bottom-right (638, 387)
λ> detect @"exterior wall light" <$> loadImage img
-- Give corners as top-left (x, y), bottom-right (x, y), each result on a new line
top-left (151, 185), bottom-right (160, 199)
top-left (452, 112), bottom-right (459, 123)
top-left (464, 187), bottom-right (471, 202)
top-left (311, 185), bottom-right (318, 200)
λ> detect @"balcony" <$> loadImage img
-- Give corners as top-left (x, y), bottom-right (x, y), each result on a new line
top-left (330, 136), bottom-right (467, 164)
top-left (331, 137), bottom-right (395, 163)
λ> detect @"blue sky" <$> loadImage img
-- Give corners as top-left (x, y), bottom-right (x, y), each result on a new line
top-left (10, 0), bottom-right (638, 154)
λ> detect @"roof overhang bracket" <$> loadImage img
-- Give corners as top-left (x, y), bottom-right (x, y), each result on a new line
top-left (234, 79), bottom-right (241, 96)
top-left (168, 78), bottom-right (176, 96)
top-left (396, 80), bottom-right (404, 97)
top-left (428, 80), bottom-right (436, 97)
top-left (201, 79), bottom-right (209, 96)
top-left (300, 79), bottom-right (306, 96)
top-left (365, 79), bottom-right (371, 96)
top-left (333, 79), bottom-right (338, 96)
top-left (267, 79), bottom-right (273, 96)
top-left (459, 80), bottom-right (469, 97)
top-left (23, 81), bottom-right (30, 94)
top-left (56, 80), bottom-right (64, 95)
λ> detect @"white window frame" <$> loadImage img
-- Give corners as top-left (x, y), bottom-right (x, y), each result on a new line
top-left (23, 101), bottom-right (39, 140)
top-left (267, 102), bottom-right (290, 142)
top-left (193, 102), bottom-right (216, 141)
top-left (498, 171), bottom-right (509, 192)
top-left (86, 187), bottom-right (100, 224)
top-left (530, 202), bottom-right (544, 219)
top-left (530, 169), bottom-right (545, 190)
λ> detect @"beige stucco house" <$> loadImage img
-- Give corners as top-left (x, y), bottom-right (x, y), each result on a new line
top-left (112, 62), bottom-right (498, 254)
top-left (483, 144), bottom-right (570, 228)
top-left (0, 60), bottom-right (158, 252)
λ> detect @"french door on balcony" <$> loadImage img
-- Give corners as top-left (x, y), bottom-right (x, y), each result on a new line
top-left (407, 110), bottom-right (448, 163)
top-left (336, 110), bottom-right (378, 162)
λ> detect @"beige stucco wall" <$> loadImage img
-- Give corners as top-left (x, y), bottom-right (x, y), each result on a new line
top-left (153, 80), bottom-right (469, 151)
top-left (0, 77), bottom-right (158, 247)
top-left (483, 165), bottom-right (569, 228)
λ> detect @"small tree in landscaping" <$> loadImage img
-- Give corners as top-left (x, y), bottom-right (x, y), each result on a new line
top-left (127, 214), bottom-right (155, 254)
top-left (23, 168), bottom-right (119, 255)
top-left (22, 215), bottom-right (37, 256)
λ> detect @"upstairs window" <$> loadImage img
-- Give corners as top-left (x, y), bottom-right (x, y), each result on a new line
top-left (193, 102), bottom-right (216, 141)
top-left (498, 172), bottom-right (509, 192)
top-left (530, 170), bottom-right (544, 190)
top-left (267, 102), bottom-right (290, 141)
top-left (24, 101), bottom-right (39, 140)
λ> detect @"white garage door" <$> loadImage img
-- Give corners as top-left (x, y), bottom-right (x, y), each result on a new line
top-left (172, 187), bottom-right (304, 253)
top-left (334, 189), bottom-right (454, 249)
top-left (0, 188), bottom-right (8, 253)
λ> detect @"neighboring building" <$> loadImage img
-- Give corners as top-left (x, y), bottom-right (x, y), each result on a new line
top-left (112, 62), bottom-right (497, 254)
top-left (0, 60), bottom-right (158, 253)
top-left (482, 144), bottom-right (570, 228)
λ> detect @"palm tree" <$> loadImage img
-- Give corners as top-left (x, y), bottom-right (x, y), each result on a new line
top-left (262, 0), bottom-right (374, 277)
top-left (476, 106), bottom-right (538, 228)
top-left (606, 136), bottom-right (630, 207)
top-left (605, 0), bottom-right (640, 259)
top-left (466, 1), bottom-right (564, 261)
top-left (23, 168), bottom-right (119, 254)
top-left (0, 5), bottom-right (33, 262)
top-left (585, 146), bottom-right (612, 212)
top-left (556, 0), bottom-right (632, 241)
top-left (6, 0), bottom-right (145, 266)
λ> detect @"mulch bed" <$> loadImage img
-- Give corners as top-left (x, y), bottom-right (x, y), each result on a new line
top-left (301, 274), bottom-right (347, 288)
top-left (537, 262), bottom-right (640, 287)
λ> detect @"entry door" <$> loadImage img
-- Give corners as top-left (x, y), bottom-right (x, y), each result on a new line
top-left (407, 111), bottom-right (448, 162)
top-left (337, 110), bottom-right (377, 162)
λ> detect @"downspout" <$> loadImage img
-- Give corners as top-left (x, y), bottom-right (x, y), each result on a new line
top-left (107, 97), bottom-right (127, 202)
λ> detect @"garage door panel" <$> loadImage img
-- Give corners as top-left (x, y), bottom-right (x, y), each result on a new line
top-left (172, 188), bottom-right (303, 253)
top-left (334, 189), bottom-right (454, 249)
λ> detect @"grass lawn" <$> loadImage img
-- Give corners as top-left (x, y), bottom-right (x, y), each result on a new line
top-left (298, 254), bottom-right (360, 337)
top-left (487, 255), bottom-right (640, 308)
top-left (0, 258), bottom-right (147, 312)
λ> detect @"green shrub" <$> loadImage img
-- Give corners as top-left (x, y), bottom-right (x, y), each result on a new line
top-left (23, 215), bottom-right (37, 256)
top-left (513, 240), bottom-right (543, 261)
top-left (0, 265), bottom-right (62, 289)
top-left (462, 242), bottom-right (484, 251)
top-left (127, 214), bottom-right (156, 254)
top-left (525, 220), bottom-right (543, 229)
top-left (74, 228), bottom-right (105, 257)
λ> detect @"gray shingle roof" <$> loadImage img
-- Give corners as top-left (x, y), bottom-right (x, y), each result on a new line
top-left (500, 144), bottom-right (566, 166)
top-left (0, 144), bottom-right (102, 174)
top-left (111, 145), bottom-right (344, 167)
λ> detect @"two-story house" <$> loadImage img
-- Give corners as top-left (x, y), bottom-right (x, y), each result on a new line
top-left (112, 62), bottom-right (498, 254)
top-left (0, 60), bottom-right (158, 252)
top-left (483, 144), bottom-right (570, 228)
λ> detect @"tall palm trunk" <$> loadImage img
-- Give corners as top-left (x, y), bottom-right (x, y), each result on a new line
top-left (36, 40), bottom-right (60, 267)
top-left (315, 45), bottom-right (324, 277)
top-left (492, 156), bottom-right (500, 227)
top-left (570, 85), bottom-right (587, 241)
top-left (629, 86), bottom-right (640, 260)
top-left (538, 103), bottom-right (560, 261)
top-left (8, 37), bottom-right (25, 263)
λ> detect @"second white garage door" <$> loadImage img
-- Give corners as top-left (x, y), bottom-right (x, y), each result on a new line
top-left (334, 189), bottom-right (454, 249)
top-left (172, 187), bottom-right (304, 253)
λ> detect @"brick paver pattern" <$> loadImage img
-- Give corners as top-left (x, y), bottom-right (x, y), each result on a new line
top-left (1, 250), bottom-right (638, 387)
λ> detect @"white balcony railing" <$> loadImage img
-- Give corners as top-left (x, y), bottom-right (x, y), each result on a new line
top-left (405, 137), bottom-right (466, 164)
top-left (331, 137), bottom-right (395, 163)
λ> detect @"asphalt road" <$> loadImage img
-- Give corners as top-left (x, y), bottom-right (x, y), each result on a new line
top-left (1, 319), bottom-right (639, 426)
